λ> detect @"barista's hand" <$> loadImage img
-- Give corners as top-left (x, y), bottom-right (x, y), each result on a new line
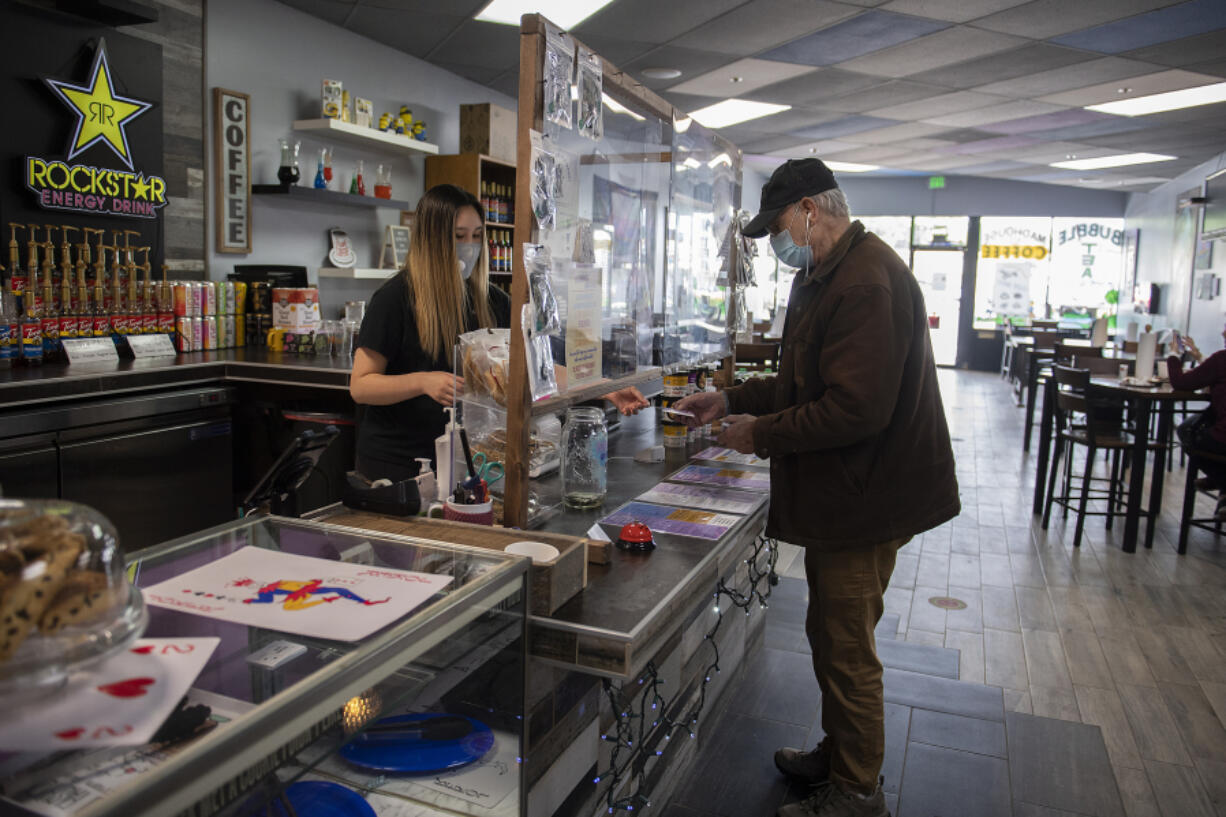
top-left (606, 386), bottom-right (650, 416)
top-left (717, 414), bottom-right (757, 455)
top-left (672, 391), bottom-right (727, 429)
top-left (418, 372), bottom-right (464, 406)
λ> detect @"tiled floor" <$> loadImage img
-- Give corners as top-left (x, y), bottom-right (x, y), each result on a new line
top-left (664, 368), bottom-right (1226, 817)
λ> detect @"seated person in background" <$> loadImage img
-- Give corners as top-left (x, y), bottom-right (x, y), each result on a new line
top-left (1168, 325), bottom-right (1226, 519)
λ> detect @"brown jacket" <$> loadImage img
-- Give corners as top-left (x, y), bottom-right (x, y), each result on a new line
top-left (727, 221), bottom-right (959, 550)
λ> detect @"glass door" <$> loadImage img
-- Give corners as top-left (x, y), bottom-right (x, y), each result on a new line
top-left (912, 217), bottom-right (968, 367)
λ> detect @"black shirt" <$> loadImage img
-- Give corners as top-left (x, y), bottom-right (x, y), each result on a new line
top-left (355, 273), bottom-right (511, 476)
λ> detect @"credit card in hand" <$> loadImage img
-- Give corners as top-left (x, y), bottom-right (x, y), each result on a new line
top-left (663, 406), bottom-right (697, 419)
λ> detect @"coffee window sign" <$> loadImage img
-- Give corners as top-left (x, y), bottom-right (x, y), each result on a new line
top-left (214, 88), bottom-right (251, 254)
top-left (25, 39), bottom-right (167, 220)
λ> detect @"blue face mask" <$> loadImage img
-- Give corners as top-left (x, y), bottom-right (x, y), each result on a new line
top-left (770, 208), bottom-right (813, 270)
top-left (457, 242), bottom-right (481, 280)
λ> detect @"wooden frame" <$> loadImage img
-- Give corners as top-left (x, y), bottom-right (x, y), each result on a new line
top-left (213, 88), bottom-right (251, 254)
top-left (504, 14), bottom-right (741, 527)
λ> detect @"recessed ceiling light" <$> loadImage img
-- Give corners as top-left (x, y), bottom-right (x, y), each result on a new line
top-left (641, 67), bottom-right (681, 80)
top-left (1087, 80), bottom-right (1226, 116)
top-left (824, 161), bottom-right (878, 173)
top-left (1065, 154), bottom-right (1076, 160)
top-left (475, 0), bottom-right (614, 29)
top-left (1117, 87), bottom-right (1131, 94)
top-left (1051, 152), bottom-right (1176, 170)
top-left (688, 99), bottom-right (790, 129)
top-left (729, 76), bottom-right (743, 83)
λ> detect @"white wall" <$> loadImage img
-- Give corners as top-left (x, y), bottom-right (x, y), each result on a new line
top-left (204, 0), bottom-right (516, 312)
top-left (1125, 149), bottom-right (1226, 348)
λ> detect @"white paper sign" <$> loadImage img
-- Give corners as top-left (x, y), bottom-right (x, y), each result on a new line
top-left (126, 334), bottom-right (177, 358)
top-left (142, 547), bottom-right (453, 642)
top-left (0, 637), bottom-right (219, 752)
top-left (61, 337), bottom-right (119, 364)
top-left (564, 262), bottom-right (602, 388)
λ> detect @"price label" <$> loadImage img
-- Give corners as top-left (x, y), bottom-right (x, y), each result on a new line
top-left (61, 337), bottom-right (120, 364)
top-left (126, 333), bottom-right (178, 359)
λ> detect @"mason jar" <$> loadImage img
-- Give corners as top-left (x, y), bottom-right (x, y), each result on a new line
top-left (561, 406), bottom-right (608, 508)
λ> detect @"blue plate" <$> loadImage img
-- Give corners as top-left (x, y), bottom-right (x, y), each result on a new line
top-left (338, 713), bottom-right (494, 774)
top-left (246, 781), bottom-right (375, 817)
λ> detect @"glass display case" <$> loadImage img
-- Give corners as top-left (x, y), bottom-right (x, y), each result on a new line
top-left (1, 515), bottom-right (529, 817)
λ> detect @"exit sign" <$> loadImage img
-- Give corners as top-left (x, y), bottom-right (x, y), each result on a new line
top-left (928, 176), bottom-right (946, 190)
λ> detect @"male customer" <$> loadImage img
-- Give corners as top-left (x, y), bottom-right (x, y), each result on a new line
top-left (674, 159), bottom-right (959, 817)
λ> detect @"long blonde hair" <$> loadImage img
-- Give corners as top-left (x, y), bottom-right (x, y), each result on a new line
top-left (404, 184), bottom-right (495, 365)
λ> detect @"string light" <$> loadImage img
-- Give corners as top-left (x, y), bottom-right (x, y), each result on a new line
top-left (592, 533), bottom-right (779, 813)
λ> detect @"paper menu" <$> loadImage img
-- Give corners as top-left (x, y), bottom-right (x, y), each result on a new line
top-left (142, 547), bottom-right (453, 642)
top-left (600, 502), bottom-right (741, 541)
top-left (668, 464), bottom-right (771, 492)
top-left (636, 481), bottom-right (761, 515)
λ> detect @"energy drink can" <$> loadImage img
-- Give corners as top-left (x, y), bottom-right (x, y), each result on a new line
top-left (176, 317), bottom-right (193, 352)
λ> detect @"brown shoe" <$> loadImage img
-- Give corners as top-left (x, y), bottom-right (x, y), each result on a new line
top-left (774, 740), bottom-right (831, 784)
top-left (777, 781), bottom-right (890, 817)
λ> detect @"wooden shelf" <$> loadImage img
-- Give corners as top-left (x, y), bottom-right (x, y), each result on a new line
top-left (292, 118), bottom-right (440, 156)
top-left (316, 267), bottom-right (397, 280)
top-left (484, 221), bottom-right (516, 229)
top-left (251, 184), bottom-right (412, 211)
top-left (530, 367), bottom-right (663, 417)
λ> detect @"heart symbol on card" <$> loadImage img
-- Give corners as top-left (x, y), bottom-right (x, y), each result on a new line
top-left (55, 728), bottom-right (85, 740)
top-left (97, 677), bottom-right (156, 698)
top-left (129, 645), bottom-right (154, 655)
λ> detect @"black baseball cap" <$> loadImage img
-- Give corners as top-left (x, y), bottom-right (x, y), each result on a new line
top-left (742, 158), bottom-right (839, 238)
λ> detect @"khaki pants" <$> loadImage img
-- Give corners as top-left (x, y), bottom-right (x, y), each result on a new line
top-left (803, 537), bottom-right (905, 794)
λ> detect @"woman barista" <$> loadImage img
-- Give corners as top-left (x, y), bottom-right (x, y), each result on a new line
top-left (351, 183), bottom-right (647, 481)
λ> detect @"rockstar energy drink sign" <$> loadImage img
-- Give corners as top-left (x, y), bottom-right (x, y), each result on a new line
top-left (24, 40), bottom-right (167, 219)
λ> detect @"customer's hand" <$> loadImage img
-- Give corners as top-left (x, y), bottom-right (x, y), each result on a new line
top-left (717, 414), bottom-right (757, 454)
top-left (1185, 336), bottom-right (1204, 363)
top-left (605, 386), bottom-right (650, 416)
top-left (672, 391), bottom-right (726, 429)
top-left (419, 372), bottom-right (464, 406)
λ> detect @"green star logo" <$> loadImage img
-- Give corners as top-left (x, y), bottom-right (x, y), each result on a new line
top-left (44, 40), bottom-right (152, 170)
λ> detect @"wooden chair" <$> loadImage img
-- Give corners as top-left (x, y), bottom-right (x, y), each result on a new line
top-left (1178, 447), bottom-right (1226, 554)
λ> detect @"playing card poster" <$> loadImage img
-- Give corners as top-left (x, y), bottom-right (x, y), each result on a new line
top-left (668, 464), bottom-right (771, 492)
top-left (601, 502), bottom-right (741, 541)
top-left (143, 547), bottom-right (453, 642)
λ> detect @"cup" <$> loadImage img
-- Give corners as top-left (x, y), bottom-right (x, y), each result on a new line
top-left (341, 319), bottom-right (360, 358)
top-left (1118, 363), bottom-right (1128, 382)
top-left (442, 499), bottom-right (493, 526)
top-left (1157, 360), bottom-right (1169, 381)
top-left (321, 319), bottom-right (342, 356)
top-left (503, 541), bottom-right (560, 565)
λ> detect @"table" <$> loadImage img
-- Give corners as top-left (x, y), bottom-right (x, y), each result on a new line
top-left (1016, 343), bottom-right (1135, 452)
top-left (1031, 375), bottom-right (1202, 552)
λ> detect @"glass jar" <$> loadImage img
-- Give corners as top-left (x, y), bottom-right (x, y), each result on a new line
top-left (561, 406), bottom-right (607, 509)
top-left (277, 138), bottom-right (300, 185)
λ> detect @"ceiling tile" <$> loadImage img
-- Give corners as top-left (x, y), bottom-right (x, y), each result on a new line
top-left (1038, 68), bottom-right (1224, 106)
top-left (826, 144), bottom-right (916, 162)
top-left (852, 121), bottom-right (952, 143)
top-left (575, 0), bottom-right (746, 44)
top-left (344, 6), bottom-right (465, 58)
top-left (867, 89), bottom-right (1009, 119)
top-left (820, 80), bottom-right (949, 113)
top-left (741, 68), bottom-right (884, 105)
top-left (878, 0), bottom-right (1030, 23)
top-left (1188, 57), bottom-right (1226, 79)
top-left (951, 159), bottom-right (1035, 173)
top-left (972, 0), bottom-right (1185, 39)
top-left (739, 134), bottom-right (816, 154)
top-left (1123, 30), bottom-right (1226, 68)
top-left (713, 125), bottom-right (779, 146)
top-left (908, 43), bottom-right (1093, 89)
top-left (921, 99), bottom-right (1067, 128)
top-left (576, 36), bottom-right (657, 70)
top-left (765, 139), bottom-right (863, 157)
top-left (978, 108), bottom-right (1114, 134)
top-left (973, 56), bottom-right (1162, 98)
top-left (431, 61), bottom-right (506, 85)
top-left (938, 134), bottom-right (1042, 154)
top-left (625, 47), bottom-right (739, 90)
top-left (739, 108), bottom-right (847, 134)
top-left (671, 0), bottom-right (861, 56)
top-left (1051, 0), bottom-right (1226, 54)
top-left (661, 90), bottom-right (724, 112)
top-left (669, 58), bottom-right (818, 97)
top-left (836, 25), bottom-right (1027, 78)
top-left (1034, 117), bottom-right (1152, 141)
top-left (790, 114), bottom-right (900, 139)
top-left (422, 19), bottom-right (518, 69)
top-left (352, 0), bottom-right (485, 12)
top-left (275, 0), bottom-right (355, 26)
top-left (935, 127), bottom-right (1000, 142)
top-left (758, 10), bottom-right (950, 67)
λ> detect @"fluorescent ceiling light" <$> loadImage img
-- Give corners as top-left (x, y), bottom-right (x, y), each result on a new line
top-left (688, 99), bottom-right (790, 129)
top-left (475, 0), bottom-right (613, 29)
top-left (824, 161), bottom-right (878, 173)
top-left (1087, 81), bottom-right (1226, 116)
top-left (1051, 152), bottom-right (1176, 170)
top-left (602, 93), bottom-right (644, 122)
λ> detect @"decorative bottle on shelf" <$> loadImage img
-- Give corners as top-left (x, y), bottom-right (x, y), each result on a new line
top-left (0, 270), bottom-right (15, 370)
top-left (323, 148), bottom-right (333, 186)
top-left (314, 149), bottom-right (327, 189)
top-left (349, 160), bottom-right (365, 195)
top-left (277, 138), bottom-right (300, 185)
top-left (20, 258), bottom-right (42, 367)
top-left (375, 164), bottom-right (392, 199)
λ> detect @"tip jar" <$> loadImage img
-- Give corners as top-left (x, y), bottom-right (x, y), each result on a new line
top-left (561, 406), bottom-right (608, 509)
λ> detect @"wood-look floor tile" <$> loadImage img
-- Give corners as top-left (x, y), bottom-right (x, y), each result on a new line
top-left (949, 553), bottom-right (981, 589)
top-left (1010, 552), bottom-right (1049, 588)
top-left (1017, 586), bottom-right (1060, 631)
top-left (1098, 627), bottom-right (1158, 688)
top-left (1032, 684), bottom-right (1082, 722)
top-left (1113, 764), bottom-right (1162, 817)
top-left (1003, 687), bottom-right (1032, 714)
top-left (905, 629), bottom-right (946, 647)
top-left (944, 585), bottom-right (984, 634)
top-left (1191, 757), bottom-right (1226, 817)
top-left (1166, 624), bottom-right (1226, 684)
top-left (980, 553), bottom-right (1013, 587)
top-left (1006, 710), bottom-right (1125, 816)
top-left (1198, 680), bottom-right (1226, 728)
top-left (916, 553), bottom-right (950, 590)
top-left (908, 586), bottom-right (948, 635)
top-left (1116, 683), bottom-right (1192, 766)
top-left (985, 628), bottom-right (1029, 690)
top-left (1063, 630), bottom-right (1115, 689)
top-left (1075, 684), bottom-right (1144, 769)
top-left (892, 553), bottom-right (919, 589)
top-left (1024, 629), bottom-right (1073, 689)
top-left (1135, 627), bottom-right (1197, 685)
top-left (1082, 587), bottom-right (1129, 633)
top-left (979, 527), bottom-right (1009, 554)
top-left (982, 584), bottom-right (1021, 632)
top-left (1159, 681), bottom-right (1226, 761)
top-left (945, 629), bottom-right (985, 685)
top-left (1144, 759), bottom-right (1217, 817)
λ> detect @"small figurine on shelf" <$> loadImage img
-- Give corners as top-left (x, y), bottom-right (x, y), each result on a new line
top-left (313, 149), bottom-right (327, 189)
top-left (276, 138), bottom-right (300, 185)
top-left (412, 121), bottom-right (428, 142)
top-left (349, 160), bottom-right (365, 196)
top-left (378, 112), bottom-right (393, 132)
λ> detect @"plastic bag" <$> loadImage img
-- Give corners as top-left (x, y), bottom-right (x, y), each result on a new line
top-left (576, 47), bottom-right (603, 140)
top-left (529, 129), bottom-right (557, 231)
top-left (544, 25), bottom-right (574, 130)
top-left (523, 243), bottom-right (561, 337)
top-left (523, 304), bottom-right (559, 402)
top-left (459, 327), bottom-right (511, 406)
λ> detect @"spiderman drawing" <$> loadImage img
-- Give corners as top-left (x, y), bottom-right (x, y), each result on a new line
top-left (233, 578), bottom-right (390, 610)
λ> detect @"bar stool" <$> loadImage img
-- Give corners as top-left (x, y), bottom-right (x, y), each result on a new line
top-left (1177, 447), bottom-right (1226, 554)
top-left (1042, 366), bottom-right (1161, 548)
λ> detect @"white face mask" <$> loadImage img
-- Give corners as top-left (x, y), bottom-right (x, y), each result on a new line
top-left (456, 242), bottom-right (481, 280)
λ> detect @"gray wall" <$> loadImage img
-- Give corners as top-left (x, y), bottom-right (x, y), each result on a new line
top-left (1125, 149), bottom-right (1226, 348)
top-left (204, 0), bottom-right (516, 313)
